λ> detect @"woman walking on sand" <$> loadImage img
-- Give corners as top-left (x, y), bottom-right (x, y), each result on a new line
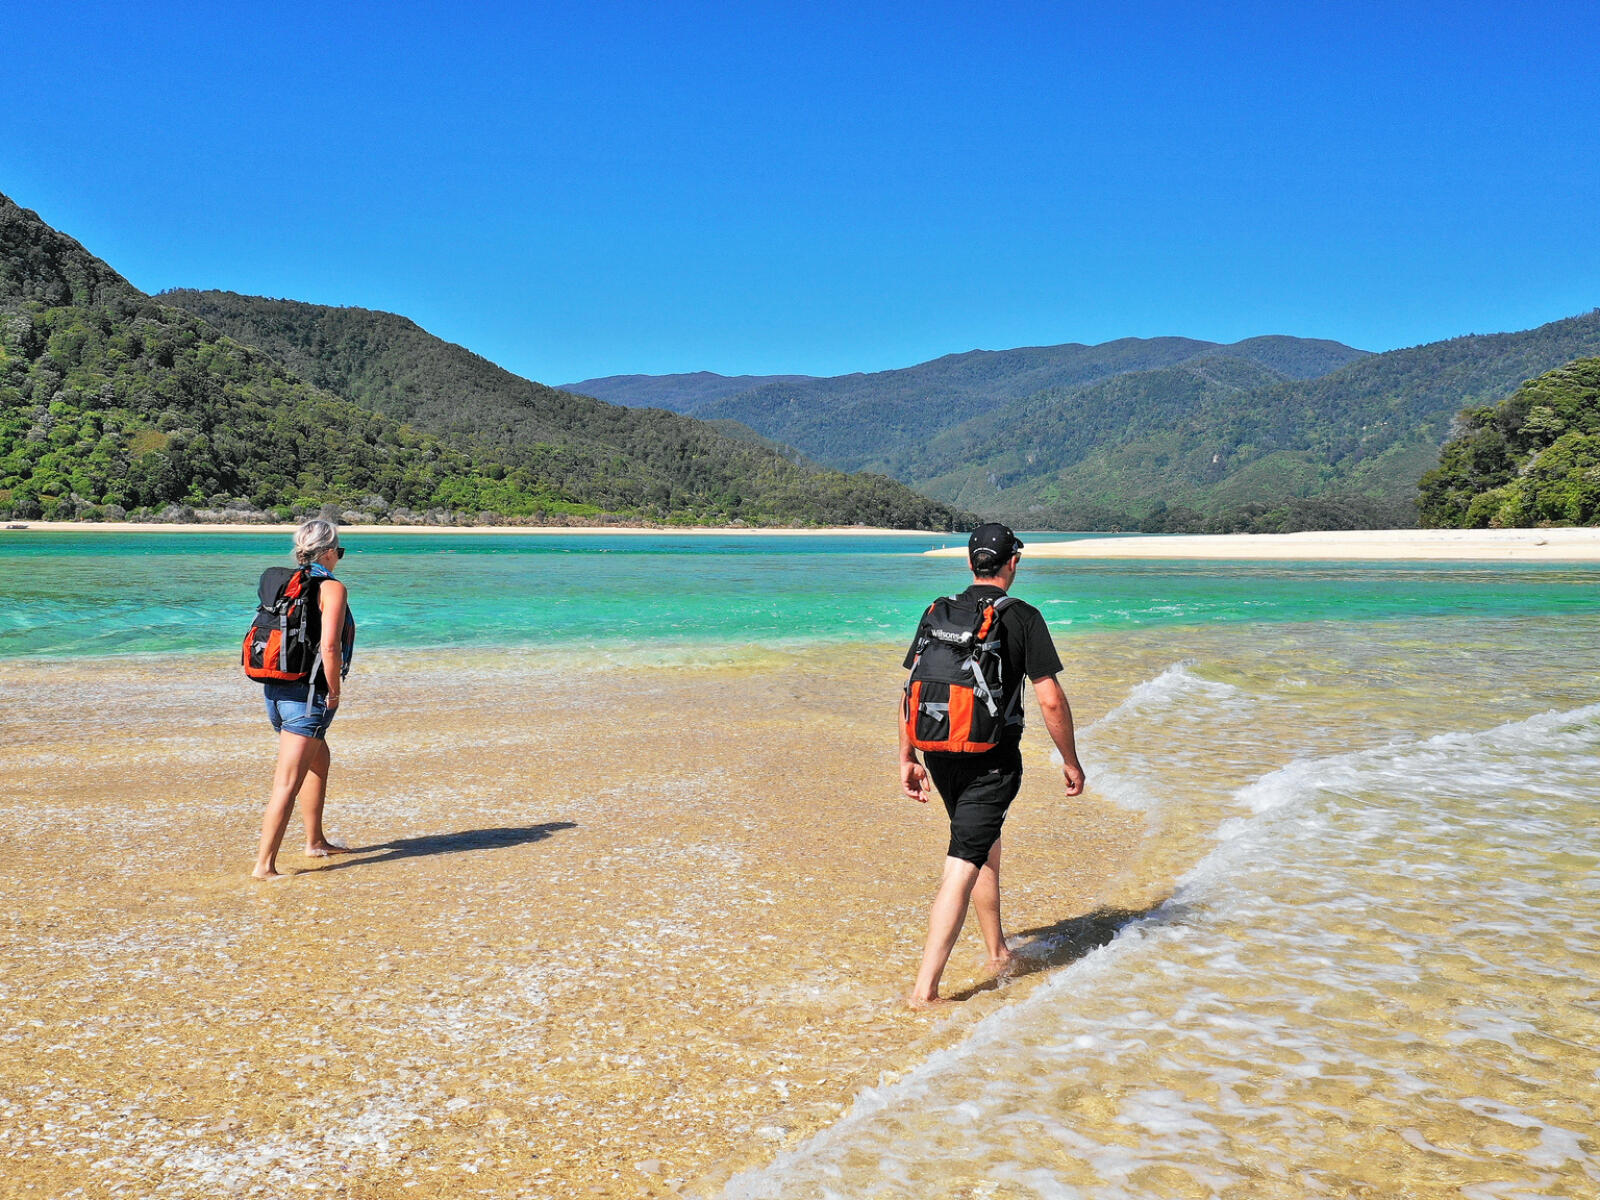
top-left (251, 519), bottom-right (356, 879)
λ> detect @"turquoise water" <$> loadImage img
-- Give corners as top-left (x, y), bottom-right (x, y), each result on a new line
top-left (2, 531), bottom-right (1598, 660)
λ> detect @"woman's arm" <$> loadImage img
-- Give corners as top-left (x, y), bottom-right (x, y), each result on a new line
top-left (318, 579), bottom-right (348, 708)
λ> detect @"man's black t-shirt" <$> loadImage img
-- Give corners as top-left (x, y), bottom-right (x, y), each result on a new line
top-left (903, 584), bottom-right (1063, 749)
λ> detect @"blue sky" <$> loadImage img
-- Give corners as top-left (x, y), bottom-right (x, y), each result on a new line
top-left (5, 1), bottom-right (1597, 384)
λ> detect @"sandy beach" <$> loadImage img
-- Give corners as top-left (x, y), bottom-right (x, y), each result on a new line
top-left (0, 642), bottom-right (1161, 1199)
top-left (929, 526), bottom-right (1600, 561)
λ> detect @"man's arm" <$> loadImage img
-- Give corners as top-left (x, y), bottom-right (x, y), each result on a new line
top-left (898, 698), bottom-right (933, 802)
top-left (1032, 674), bottom-right (1085, 795)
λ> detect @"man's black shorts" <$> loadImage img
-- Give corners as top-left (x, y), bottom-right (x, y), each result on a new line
top-left (924, 744), bottom-right (1023, 867)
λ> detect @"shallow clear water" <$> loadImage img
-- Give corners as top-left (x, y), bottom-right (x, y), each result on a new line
top-left (724, 618), bottom-right (1600, 1199)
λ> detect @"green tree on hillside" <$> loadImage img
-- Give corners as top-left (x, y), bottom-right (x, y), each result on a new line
top-left (1418, 356), bottom-right (1600, 527)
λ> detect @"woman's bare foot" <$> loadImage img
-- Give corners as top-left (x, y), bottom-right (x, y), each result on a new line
top-left (305, 841), bottom-right (353, 858)
top-left (906, 990), bottom-right (954, 1011)
top-left (251, 866), bottom-right (290, 881)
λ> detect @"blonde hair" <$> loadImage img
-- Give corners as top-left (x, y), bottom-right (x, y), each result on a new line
top-left (293, 518), bottom-right (340, 566)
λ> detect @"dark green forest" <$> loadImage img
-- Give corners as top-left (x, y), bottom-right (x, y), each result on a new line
top-left (1419, 357), bottom-right (1600, 527)
top-left (904, 311), bottom-right (1600, 531)
top-left (0, 193), bottom-right (965, 529)
top-left (692, 335), bottom-right (1371, 475)
top-left (0, 209), bottom-right (555, 522)
top-left (160, 290), bottom-right (961, 529)
top-left (13, 187), bottom-right (1597, 534)
top-left (600, 309), bottom-right (1600, 531)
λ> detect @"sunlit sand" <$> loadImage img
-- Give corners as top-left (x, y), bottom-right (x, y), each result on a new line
top-left (0, 645), bottom-right (1150, 1198)
top-left (926, 526), bottom-right (1600, 561)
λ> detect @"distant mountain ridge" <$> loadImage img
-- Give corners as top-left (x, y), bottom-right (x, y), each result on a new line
top-left (572, 338), bottom-right (1368, 427)
top-left (686, 335), bottom-right (1371, 473)
top-left (914, 311), bottom-right (1600, 530)
top-left (574, 315), bottom-right (1600, 530)
top-left (14, 186), bottom-right (1595, 533)
top-left (561, 371), bottom-right (815, 414)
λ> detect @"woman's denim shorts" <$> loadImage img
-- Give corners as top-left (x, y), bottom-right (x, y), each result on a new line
top-left (264, 682), bottom-right (336, 740)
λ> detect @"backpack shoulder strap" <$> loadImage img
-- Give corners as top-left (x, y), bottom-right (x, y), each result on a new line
top-left (976, 594), bottom-right (1018, 645)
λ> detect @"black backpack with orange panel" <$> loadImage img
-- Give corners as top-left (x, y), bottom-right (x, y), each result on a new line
top-left (903, 593), bottom-right (1018, 753)
top-left (242, 567), bottom-right (324, 685)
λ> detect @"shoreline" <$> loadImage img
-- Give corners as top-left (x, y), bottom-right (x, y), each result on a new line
top-left (1, 520), bottom-right (941, 537)
top-left (930, 527), bottom-right (1600, 562)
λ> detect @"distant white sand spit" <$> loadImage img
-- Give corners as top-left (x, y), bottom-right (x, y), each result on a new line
top-left (928, 527), bottom-right (1600, 562)
top-left (2, 521), bottom-right (930, 536)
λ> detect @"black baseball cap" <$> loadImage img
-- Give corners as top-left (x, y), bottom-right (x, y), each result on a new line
top-left (968, 522), bottom-right (1023, 565)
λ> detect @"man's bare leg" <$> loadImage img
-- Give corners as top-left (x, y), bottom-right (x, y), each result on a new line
top-left (971, 836), bottom-right (1013, 975)
top-left (254, 732), bottom-right (321, 879)
top-left (298, 739), bottom-right (349, 856)
top-left (909, 856), bottom-right (982, 1008)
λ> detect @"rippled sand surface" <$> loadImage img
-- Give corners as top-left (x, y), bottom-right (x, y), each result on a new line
top-left (0, 643), bottom-right (1152, 1198)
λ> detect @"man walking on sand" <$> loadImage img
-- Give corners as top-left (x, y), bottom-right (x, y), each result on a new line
top-left (899, 523), bottom-right (1086, 1008)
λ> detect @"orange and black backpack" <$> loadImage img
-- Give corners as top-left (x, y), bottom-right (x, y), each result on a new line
top-left (903, 593), bottom-right (1019, 753)
top-left (242, 567), bottom-right (353, 688)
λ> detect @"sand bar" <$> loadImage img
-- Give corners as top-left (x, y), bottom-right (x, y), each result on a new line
top-left (929, 526), bottom-right (1600, 561)
top-left (0, 641), bottom-right (1168, 1199)
top-left (1, 521), bottom-right (935, 537)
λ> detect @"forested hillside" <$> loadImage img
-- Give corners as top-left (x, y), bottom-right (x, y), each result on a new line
top-left (561, 371), bottom-right (814, 414)
top-left (0, 190), bottom-right (964, 528)
top-left (689, 335), bottom-right (1371, 472)
top-left (162, 290), bottom-right (962, 529)
top-left (613, 313), bottom-right (1600, 531)
top-left (0, 196), bottom-right (579, 523)
top-left (1419, 357), bottom-right (1600, 527)
top-left (908, 310), bottom-right (1600, 531)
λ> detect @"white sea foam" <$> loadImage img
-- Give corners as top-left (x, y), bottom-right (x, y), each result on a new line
top-left (1090, 662), bottom-right (1249, 730)
top-left (1062, 662), bottom-right (1262, 814)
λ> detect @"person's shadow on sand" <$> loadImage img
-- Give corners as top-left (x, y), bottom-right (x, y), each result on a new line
top-left (947, 900), bottom-right (1175, 1001)
top-left (310, 822), bottom-right (577, 872)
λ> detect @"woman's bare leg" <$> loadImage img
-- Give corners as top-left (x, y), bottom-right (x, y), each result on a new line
top-left (971, 836), bottom-right (1013, 974)
top-left (298, 739), bottom-right (348, 855)
top-left (253, 732), bottom-right (321, 879)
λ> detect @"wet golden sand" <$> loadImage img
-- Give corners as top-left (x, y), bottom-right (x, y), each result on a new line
top-left (0, 643), bottom-right (1160, 1199)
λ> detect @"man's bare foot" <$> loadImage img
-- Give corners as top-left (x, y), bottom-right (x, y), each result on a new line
top-left (981, 951), bottom-right (1016, 979)
top-left (305, 841), bottom-right (353, 858)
